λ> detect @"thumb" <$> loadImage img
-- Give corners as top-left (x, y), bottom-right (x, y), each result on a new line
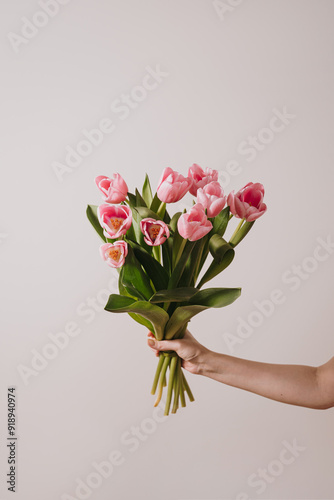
top-left (147, 337), bottom-right (181, 353)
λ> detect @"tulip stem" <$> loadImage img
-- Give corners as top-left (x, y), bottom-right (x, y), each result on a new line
top-left (172, 358), bottom-right (181, 413)
top-left (164, 355), bottom-right (178, 415)
top-left (182, 372), bottom-right (195, 402)
top-left (229, 219), bottom-right (244, 245)
top-left (179, 373), bottom-right (186, 408)
top-left (157, 202), bottom-right (166, 219)
top-left (152, 245), bottom-right (161, 263)
top-left (173, 238), bottom-right (187, 269)
top-left (154, 355), bottom-right (171, 407)
top-left (151, 353), bottom-right (164, 395)
top-left (192, 239), bottom-right (206, 285)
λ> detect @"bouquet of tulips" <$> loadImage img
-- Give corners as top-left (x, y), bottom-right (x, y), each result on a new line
top-left (87, 165), bottom-right (267, 415)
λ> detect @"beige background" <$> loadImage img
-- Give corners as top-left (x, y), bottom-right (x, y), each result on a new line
top-left (1, 0), bottom-right (334, 499)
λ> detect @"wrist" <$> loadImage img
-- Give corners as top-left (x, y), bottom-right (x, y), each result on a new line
top-left (197, 349), bottom-right (219, 377)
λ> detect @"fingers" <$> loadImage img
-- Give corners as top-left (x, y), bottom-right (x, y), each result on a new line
top-left (147, 337), bottom-right (181, 354)
top-left (147, 332), bottom-right (158, 356)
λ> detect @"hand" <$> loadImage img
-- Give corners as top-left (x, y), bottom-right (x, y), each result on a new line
top-left (147, 329), bottom-right (211, 375)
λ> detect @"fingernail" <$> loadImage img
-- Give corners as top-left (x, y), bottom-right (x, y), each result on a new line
top-left (147, 339), bottom-right (155, 347)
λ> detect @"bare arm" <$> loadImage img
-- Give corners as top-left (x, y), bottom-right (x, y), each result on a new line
top-left (147, 331), bottom-right (334, 410)
top-left (202, 351), bottom-right (334, 409)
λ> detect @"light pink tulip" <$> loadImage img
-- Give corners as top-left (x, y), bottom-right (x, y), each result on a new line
top-left (99, 241), bottom-right (128, 268)
top-left (188, 164), bottom-right (218, 196)
top-left (98, 204), bottom-right (132, 239)
top-left (95, 173), bottom-right (128, 203)
top-left (157, 167), bottom-right (192, 203)
top-left (177, 203), bottom-right (213, 241)
top-left (140, 218), bottom-right (170, 246)
top-left (227, 182), bottom-right (267, 221)
top-left (196, 181), bottom-right (227, 218)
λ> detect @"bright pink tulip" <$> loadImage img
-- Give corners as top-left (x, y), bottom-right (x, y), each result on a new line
top-left (188, 164), bottom-right (218, 196)
top-left (177, 203), bottom-right (213, 241)
top-left (95, 173), bottom-right (128, 203)
top-left (99, 241), bottom-right (128, 268)
top-left (98, 204), bottom-right (132, 239)
top-left (140, 218), bottom-right (170, 246)
top-left (227, 182), bottom-right (267, 221)
top-left (157, 167), bottom-right (192, 203)
top-left (196, 181), bottom-right (227, 218)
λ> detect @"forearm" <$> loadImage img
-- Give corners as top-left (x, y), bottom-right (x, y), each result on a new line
top-left (200, 351), bottom-right (334, 409)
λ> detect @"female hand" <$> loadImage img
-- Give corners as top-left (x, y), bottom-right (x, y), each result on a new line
top-left (147, 329), bottom-right (211, 375)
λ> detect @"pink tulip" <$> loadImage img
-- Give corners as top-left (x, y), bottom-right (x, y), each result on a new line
top-left (196, 181), bottom-right (227, 218)
top-left (157, 167), bottom-right (192, 203)
top-left (177, 203), bottom-right (213, 241)
top-left (95, 173), bottom-right (128, 203)
top-left (227, 182), bottom-right (267, 221)
top-left (188, 164), bottom-right (218, 196)
top-left (140, 218), bottom-right (170, 246)
top-left (99, 241), bottom-right (128, 268)
top-left (98, 204), bottom-right (132, 239)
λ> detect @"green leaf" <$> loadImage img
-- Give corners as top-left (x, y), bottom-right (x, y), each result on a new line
top-left (162, 240), bottom-right (172, 276)
top-left (86, 205), bottom-right (105, 241)
top-left (212, 206), bottom-right (230, 237)
top-left (126, 239), bottom-right (169, 290)
top-left (169, 212), bottom-right (182, 232)
top-left (188, 287), bottom-right (241, 307)
top-left (135, 206), bottom-right (160, 220)
top-left (142, 174), bottom-right (153, 207)
top-left (162, 207), bottom-right (170, 224)
top-left (164, 287), bottom-right (241, 339)
top-left (209, 235), bottom-right (231, 260)
top-left (105, 294), bottom-right (169, 340)
top-left (128, 312), bottom-right (154, 331)
top-left (150, 287), bottom-right (198, 303)
top-left (168, 240), bottom-right (196, 289)
top-left (197, 247), bottom-right (235, 289)
top-left (135, 188), bottom-right (147, 207)
top-left (150, 192), bottom-right (161, 212)
top-left (120, 245), bottom-right (154, 300)
top-left (171, 223), bottom-right (185, 269)
top-left (124, 197), bottom-right (147, 247)
top-left (127, 192), bottom-right (137, 207)
top-left (229, 220), bottom-right (255, 247)
top-left (179, 237), bottom-right (207, 288)
top-left (125, 220), bottom-right (137, 243)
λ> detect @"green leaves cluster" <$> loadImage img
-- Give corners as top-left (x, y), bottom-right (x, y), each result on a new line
top-left (86, 174), bottom-right (244, 342)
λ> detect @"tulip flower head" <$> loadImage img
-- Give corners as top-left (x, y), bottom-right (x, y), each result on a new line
top-left (100, 241), bottom-right (128, 268)
top-left (95, 173), bottom-right (128, 204)
top-left (177, 203), bottom-right (213, 241)
top-left (157, 167), bottom-right (192, 203)
top-left (98, 204), bottom-right (132, 239)
top-left (227, 182), bottom-right (267, 221)
top-left (188, 164), bottom-right (219, 196)
top-left (196, 181), bottom-right (227, 218)
top-left (140, 218), bottom-right (170, 246)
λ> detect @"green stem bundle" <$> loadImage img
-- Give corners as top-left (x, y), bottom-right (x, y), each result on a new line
top-left (151, 352), bottom-right (194, 415)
